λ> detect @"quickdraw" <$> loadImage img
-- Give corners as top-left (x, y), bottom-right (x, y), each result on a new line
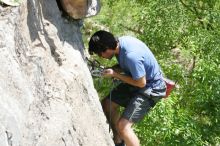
top-left (86, 57), bottom-right (104, 77)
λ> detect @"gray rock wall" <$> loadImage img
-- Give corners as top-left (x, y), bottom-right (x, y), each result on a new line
top-left (0, 0), bottom-right (113, 145)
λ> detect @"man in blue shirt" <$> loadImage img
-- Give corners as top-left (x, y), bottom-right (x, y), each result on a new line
top-left (89, 30), bottom-right (166, 146)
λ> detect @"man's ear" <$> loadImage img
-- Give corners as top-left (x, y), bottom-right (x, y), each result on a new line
top-left (103, 48), bottom-right (108, 53)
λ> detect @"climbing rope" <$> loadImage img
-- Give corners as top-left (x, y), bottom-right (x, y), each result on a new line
top-left (86, 57), bottom-right (119, 133)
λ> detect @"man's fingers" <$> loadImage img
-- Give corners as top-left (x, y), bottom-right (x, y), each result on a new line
top-left (103, 69), bottom-right (114, 77)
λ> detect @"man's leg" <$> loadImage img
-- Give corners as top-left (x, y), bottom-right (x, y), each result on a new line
top-left (117, 118), bottom-right (140, 146)
top-left (102, 98), bottom-right (123, 144)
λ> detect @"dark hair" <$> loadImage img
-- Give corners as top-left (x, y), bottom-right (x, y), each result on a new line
top-left (88, 30), bottom-right (117, 55)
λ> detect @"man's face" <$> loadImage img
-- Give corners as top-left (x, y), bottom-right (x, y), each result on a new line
top-left (98, 49), bottom-right (114, 60)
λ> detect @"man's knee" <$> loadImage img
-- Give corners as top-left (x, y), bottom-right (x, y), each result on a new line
top-left (117, 118), bottom-right (133, 136)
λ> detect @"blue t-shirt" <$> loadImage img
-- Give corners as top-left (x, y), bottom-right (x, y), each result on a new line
top-left (117, 36), bottom-right (163, 87)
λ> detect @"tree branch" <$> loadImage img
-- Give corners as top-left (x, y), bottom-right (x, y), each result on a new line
top-left (119, 24), bottom-right (144, 35)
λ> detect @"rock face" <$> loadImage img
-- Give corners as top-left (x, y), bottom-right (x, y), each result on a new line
top-left (60, 0), bottom-right (101, 19)
top-left (0, 0), bottom-right (113, 146)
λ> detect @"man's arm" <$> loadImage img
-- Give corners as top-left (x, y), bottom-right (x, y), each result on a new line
top-left (103, 69), bottom-right (146, 88)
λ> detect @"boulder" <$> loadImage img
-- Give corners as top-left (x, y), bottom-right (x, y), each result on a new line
top-left (60, 0), bottom-right (101, 19)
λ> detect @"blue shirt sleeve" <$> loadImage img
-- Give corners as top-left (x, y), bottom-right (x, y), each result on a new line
top-left (126, 52), bottom-right (146, 80)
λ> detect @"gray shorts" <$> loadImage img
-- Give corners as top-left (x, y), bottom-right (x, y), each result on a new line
top-left (106, 80), bottom-right (166, 123)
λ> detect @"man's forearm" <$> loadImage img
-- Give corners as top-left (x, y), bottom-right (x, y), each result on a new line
top-left (114, 72), bottom-right (146, 88)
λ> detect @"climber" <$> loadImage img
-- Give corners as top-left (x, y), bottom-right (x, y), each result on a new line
top-left (88, 30), bottom-right (166, 146)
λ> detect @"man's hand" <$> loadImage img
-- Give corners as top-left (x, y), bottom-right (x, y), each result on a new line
top-left (103, 68), bottom-right (115, 77)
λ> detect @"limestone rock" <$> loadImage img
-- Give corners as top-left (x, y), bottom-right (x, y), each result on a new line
top-left (0, 0), bottom-right (113, 145)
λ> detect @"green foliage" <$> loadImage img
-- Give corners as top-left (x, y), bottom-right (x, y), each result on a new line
top-left (82, 0), bottom-right (220, 145)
